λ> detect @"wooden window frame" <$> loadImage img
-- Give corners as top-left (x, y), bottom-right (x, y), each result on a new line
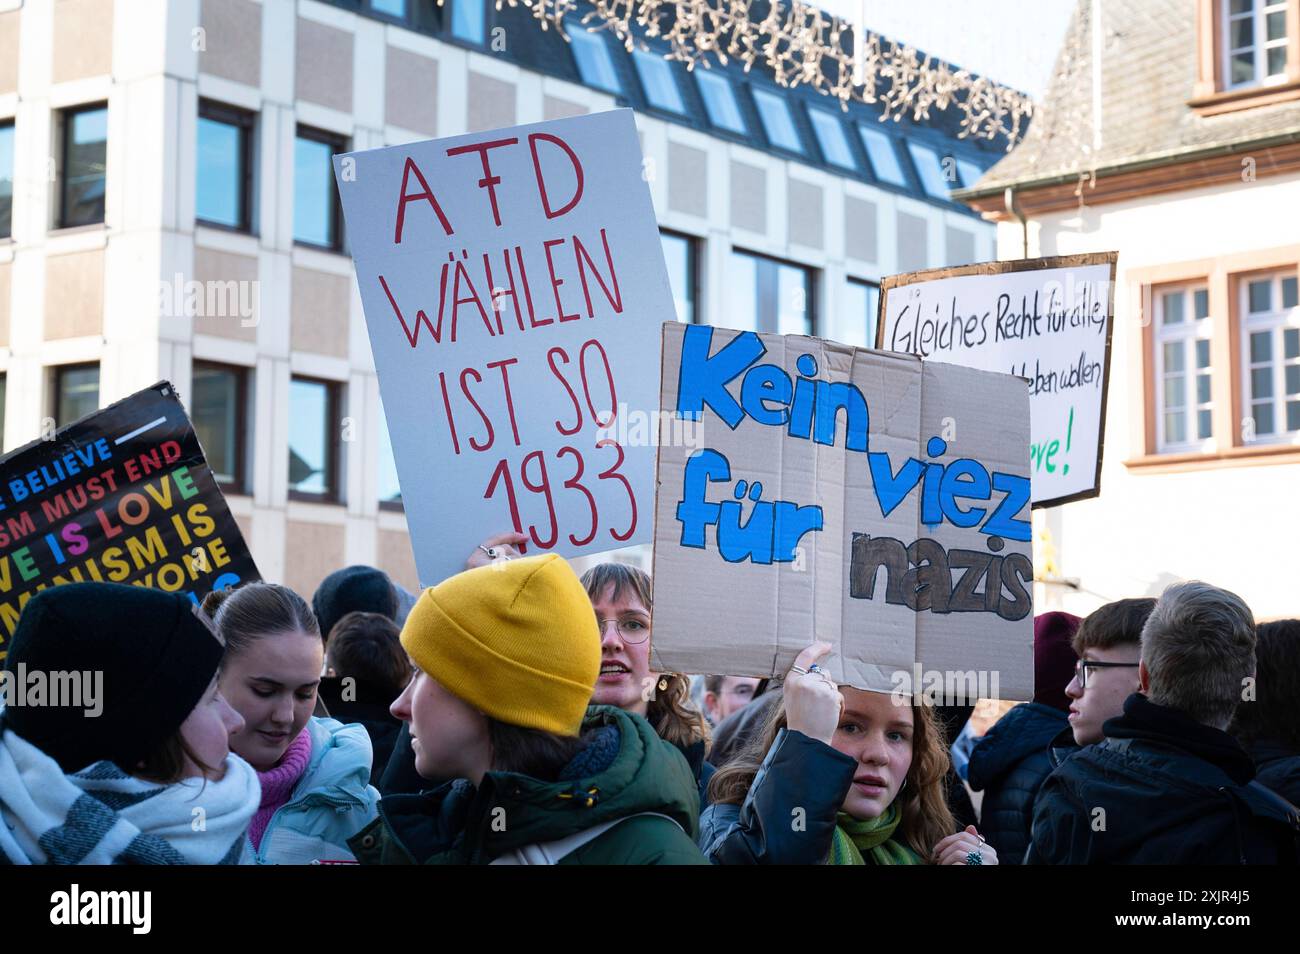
top-left (1192, 0), bottom-right (1300, 114)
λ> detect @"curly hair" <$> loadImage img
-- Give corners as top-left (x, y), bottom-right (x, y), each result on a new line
top-left (579, 562), bottom-right (709, 749)
top-left (707, 687), bottom-right (955, 861)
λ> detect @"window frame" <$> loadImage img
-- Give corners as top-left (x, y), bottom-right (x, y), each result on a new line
top-left (58, 102), bottom-right (109, 231)
top-left (750, 87), bottom-right (805, 156)
top-left (447, 0), bottom-right (487, 47)
top-left (52, 362), bottom-right (101, 428)
top-left (287, 374), bottom-right (344, 504)
top-left (196, 100), bottom-right (256, 234)
top-left (659, 228), bottom-right (699, 325)
top-left (857, 123), bottom-right (908, 187)
top-left (191, 360), bottom-right (251, 496)
top-left (0, 118), bottom-right (13, 241)
top-left (1153, 283), bottom-right (1216, 455)
top-left (1221, 0), bottom-right (1291, 89)
top-left (1238, 269), bottom-right (1300, 446)
top-left (727, 248), bottom-right (816, 337)
top-left (293, 125), bottom-right (348, 252)
top-left (630, 47), bottom-right (687, 116)
top-left (694, 68), bottom-right (747, 135)
top-left (845, 276), bottom-right (882, 350)
top-left (564, 21), bottom-right (623, 95)
top-left (807, 106), bottom-right (857, 171)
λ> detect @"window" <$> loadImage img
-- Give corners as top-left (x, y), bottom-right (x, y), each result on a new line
top-left (841, 278), bottom-right (881, 349)
top-left (197, 101), bottom-right (254, 231)
top-left (957, 158), bottom-right (986, 188)
top-left (288, 376), bottom-right (341, 501)
top-left (54, 363), bottom-right (100, 427)
top-left (191, 362), bottom-right (248, 493)
top-left (808, 108), bottom-right (855, 170)
top-left (858, 124), bottom-right (907, 186)
top-left (725, 250), bottom-right (813, 335)
top-left (450, 0), bottom-right (485, 44)
top-left (59, 104), bottom-right (108, 229)
top-left (294, 127), bottom-right (346, 250)
top-left (907, 142), bottom-right (957, 198)
top-left (1155, 285), bottom-right (1214, 452)
top-left (752, 89), bottom-right (803, 154)
top-left (566, 23), bottom-right (622, 94)
top-left (378, 398), bottom-right (402, 508)
top-left (660, 230), bottom-right (698, 324)
top-left (1223, 0), bottom-right (1289, 88)
top-left (632, 49), bottom-right (686, 114)
top-left (369, 0), bottom-right (408, 18)
top-left (0, 121), bottom-right (13, 239)
top-left (1241, 271), bottom-right (1300, 443)
top-left (695, 70), bottom-right (746, 134)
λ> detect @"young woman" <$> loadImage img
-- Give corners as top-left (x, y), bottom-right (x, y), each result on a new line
top-left (701, 642), bottom-right (998, 865)
top-left (350, 554), bottom-right (708, 865)
top-left (205, 582), bottom-right (380, 864)
top-left (0, 582), bottom-right (260, 865)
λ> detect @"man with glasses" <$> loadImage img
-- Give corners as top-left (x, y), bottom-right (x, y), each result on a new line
top-left (1062, 599), bottom-right (1151, 747)
top-left (1027, 583), bottom-right (1299, 864)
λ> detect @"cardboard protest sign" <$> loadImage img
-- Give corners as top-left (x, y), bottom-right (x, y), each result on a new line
top-left (335, 109), bottom-right (672, 585)
top-left (876, 253), bottom-right (1116, 507)
top-left (650, 323), bottom-right (1034, 700)
top-left (0, 383), bottom-right (260, 659)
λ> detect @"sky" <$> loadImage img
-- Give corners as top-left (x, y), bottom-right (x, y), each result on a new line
top-left (815, 0), bottom-right (1079, 98)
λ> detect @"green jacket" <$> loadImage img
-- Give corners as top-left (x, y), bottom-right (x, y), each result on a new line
top-left (349, 706), bottom-right (708, 865)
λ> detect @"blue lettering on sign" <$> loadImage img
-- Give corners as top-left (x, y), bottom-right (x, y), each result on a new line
top-left (672, 323), bottom-right (1031, 561)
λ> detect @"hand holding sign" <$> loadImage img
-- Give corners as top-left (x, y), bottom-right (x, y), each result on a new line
top-left (784, 642), bottom-right (844, 746)
top-left (464, 530), bottom-right (528, 570)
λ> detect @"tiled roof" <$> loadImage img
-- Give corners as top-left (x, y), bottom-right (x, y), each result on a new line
top-left (962, 0), bottom-right (1300, 196)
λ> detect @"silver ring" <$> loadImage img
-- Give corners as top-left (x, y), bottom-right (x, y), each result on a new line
top-left (790, 666), bottom-right (808, 675)
top-left (807, 664), bottom-right (825, 674)
top-left (965, 849), bottom-right (984, 866)
top-left (478, 545), bottom-right (495, 557)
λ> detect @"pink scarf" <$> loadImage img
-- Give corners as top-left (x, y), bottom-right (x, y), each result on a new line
top-left (248, 728), bottom-right (313, 850)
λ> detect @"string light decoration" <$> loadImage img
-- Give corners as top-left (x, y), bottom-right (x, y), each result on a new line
top-left (478, 0), bottom-right (1035, 146)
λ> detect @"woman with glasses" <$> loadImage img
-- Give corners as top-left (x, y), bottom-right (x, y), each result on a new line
top-left (700, 641), bottom-right (998, 865)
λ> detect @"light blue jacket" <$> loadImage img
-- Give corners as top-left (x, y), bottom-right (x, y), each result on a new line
top-left (240, 717), bottom-right (380, 865)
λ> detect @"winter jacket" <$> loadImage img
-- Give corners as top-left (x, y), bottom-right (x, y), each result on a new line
top-left (240, 717), bottom-right (381, 865)
top-left (317, 676), bottom-right (403, 788)
top-left (1248, 739), bottom-right (1300, 806)
top-left (699, 727), bottom-right (857, 864)
top-left (350, 706), bottom-right (708, 864)
top-left (966, 702), bottom-right (1069, 865)
top-left (1026, 694), bottom-right (1300, 865)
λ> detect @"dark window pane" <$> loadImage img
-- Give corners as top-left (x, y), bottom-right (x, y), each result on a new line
top-left (660, 231), bottom-right (696, 324)
top-left (1251, 366), bottom-right (1273, 398)
top-left (1197, 409), bottom-right (1213, 440)
top-left (1285, 327), bottom-right (1299, 359)
top-left (1230, 0), bottom-right (1252, 14)
top-left (1164, 410), bottom-right (1186, 444)
top-left (1231, 16), bottom-right (1254, 48)
top-left (1161, 291), bottom-right (1184, 324)
top-left (196, 114), bottom-right (246, 228)
top-left (1267, 10), bottom-right (1287, 41)
top-left (192, 365), bottom-right (240, 484)
top-left (1197, 372), bottom-right (1212, 404)
top-left (1163, 375), bottom-right (1186, 409)
top-left (1253, 401), bottom-right (1274, 435)
top-left (288, 378), bottom-right (333, 495)
top-left (1286, 363), bottom-right (1300, 395)
top-left (1232, 51), bottom-right (1254, 84)
top-left (1250, 330), bottom-right (1272, 362)
top-left (1249, 279), bottom-right (1271, 312)
top-left (1196, 338), bottom-right (1211, 368)
top-left (1163, 340), bottom-right (1184, 373)
top-left (56, 365), bottom-right (100, 426)
top-left (1282, 276), bottom-right (1298, 308)
top-left (1267, 45), bottom-right (1286, 77)
top-left (294, 133), bottom-right (338, 247)
top-left (1193, 288), bottom-right (1209, 319)
top-left (62, 107), bottom-right (108, 228)
top-left (696, 70), bottom-right (745, 133)
top-left (0, 123), bottom-right (13, 239)
top-left (451, 0), bottom-right (485, 44)
top-left (1288, 401), bottom-right (1300, 432)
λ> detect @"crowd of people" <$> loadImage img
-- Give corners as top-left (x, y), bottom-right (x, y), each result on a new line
top-left (0, 530), bottom-right (1296, 865)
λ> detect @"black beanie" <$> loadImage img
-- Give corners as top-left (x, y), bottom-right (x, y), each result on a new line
top-left (312, 566), bottom-right (398, 642)
top-left (2, 582), bottom-right (225, 773)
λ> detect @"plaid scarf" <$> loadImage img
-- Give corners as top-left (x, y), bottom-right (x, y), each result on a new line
top-left (826, 803), bottom-right (923, 865)
top-left (0, 726), bottom-right (259, 865)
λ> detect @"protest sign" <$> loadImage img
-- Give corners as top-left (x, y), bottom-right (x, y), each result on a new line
top-left (0, 382), bottom-right (260, 659)
top-left (876, 253), bottom-right (1117, 507)
top-left (335, 109), bottom-right (673, 585)
top-left (650, 323), bottom-right (1034, 700)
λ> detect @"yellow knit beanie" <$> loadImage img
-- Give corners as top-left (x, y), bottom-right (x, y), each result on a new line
top-left (400, 554), bottom-right (601, 736)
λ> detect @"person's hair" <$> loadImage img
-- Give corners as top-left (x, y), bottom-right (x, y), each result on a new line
top-left (325, 611), bottom-right (412, 697)
top-left (704, 675), bottom-right (724, 695)
top-left (134, 730), bottom-right (218, 785)
top-left (1141, 581), bottom-right (1255, 728)
top-left (1073, 598), bottom-right (1156, 656)
top-left (580, 562), bottom-right (709, 749)
top-left (706, 689), bottom-right (955, 860)
top-left (1229, 619), bottom-right (1300, 750)
top-left (488, 718), bottom-right (592, 781)
top-left (201, 582), bottom-right (320, 656)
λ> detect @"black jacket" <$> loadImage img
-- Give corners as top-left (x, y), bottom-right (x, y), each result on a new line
top-left (317, 676), bottom-right (402, 788)
top-left (967, 702), bottom-right (1068, 865)
top-left (1248, 739), bottom-right (1300, 806)
top-left (699, 728), bottom-right (857, 864)
top-left (1026, 694), bottom-right (1300, 865)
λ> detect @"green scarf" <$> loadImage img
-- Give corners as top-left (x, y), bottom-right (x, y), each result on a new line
top-left (826, 803), bottom-right (923, 865)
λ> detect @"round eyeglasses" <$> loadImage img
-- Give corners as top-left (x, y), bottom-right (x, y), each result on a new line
top-left (596, 617), bottom-right (650, 644)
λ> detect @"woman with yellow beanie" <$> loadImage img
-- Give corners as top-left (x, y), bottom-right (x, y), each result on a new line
top-left (349, 554), bottom-right (708, 864)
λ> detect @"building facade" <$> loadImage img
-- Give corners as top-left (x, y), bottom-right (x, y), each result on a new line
top-left (0, 0), bottom-right (1006, 597)
top-left (960, 0), bottom-right (1300, 620)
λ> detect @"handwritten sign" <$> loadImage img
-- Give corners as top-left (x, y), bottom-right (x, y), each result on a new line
top-left (335, 110), bottom-right (672, 584)
top-left (650, 323), bottom-right (1034, 699)
top-left (877, 253), bottom-right (1117, 507)
top-left (0, 383), bottom-right (260, 659)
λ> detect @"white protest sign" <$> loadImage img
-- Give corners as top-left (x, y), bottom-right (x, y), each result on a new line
top-left (335, 110), bottom-right (673, 585)
top-left (650, 323), bottom-right (1034, 700)
top-left (876, 253), bottom-right (1117, 507)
